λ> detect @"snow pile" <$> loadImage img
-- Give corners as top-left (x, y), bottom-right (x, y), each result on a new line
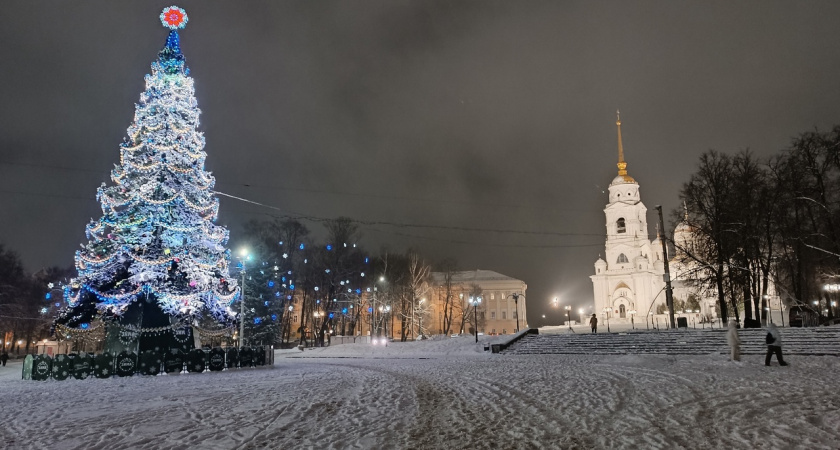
top-left (0, 336), bottom-right (837, 449)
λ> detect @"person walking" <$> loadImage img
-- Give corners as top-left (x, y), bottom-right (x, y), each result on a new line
top-left (0, 352), bottom-right (8, 367)
top-left (589, 314), bottom-right (598, 333)
top-left (765, 323), bottom-right (788, 366)
top-left (726, 320), bottom-right (741, 362)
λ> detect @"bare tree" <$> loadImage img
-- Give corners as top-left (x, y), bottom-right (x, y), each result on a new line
top-left (459, 283), bottom-right (483, 335)
top-left (435, 258), bottom-right (459, 336)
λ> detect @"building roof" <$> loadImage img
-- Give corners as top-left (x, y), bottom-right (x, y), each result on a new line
top-left (430, 269), bottom-right (523, 284)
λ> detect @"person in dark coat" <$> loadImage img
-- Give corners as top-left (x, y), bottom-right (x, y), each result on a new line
top-left (589, 314), bottom-right (598, 333)
top-left (765, 323), bottom-right (788, 366)
top-left (0, 352), bottom-right (8, 366)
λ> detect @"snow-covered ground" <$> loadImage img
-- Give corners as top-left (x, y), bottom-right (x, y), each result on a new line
top-left (1, 334), bottom-right (838, 449)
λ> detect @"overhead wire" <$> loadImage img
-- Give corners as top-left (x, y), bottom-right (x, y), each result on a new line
top-left (0, 160), bottom-right (616, 249)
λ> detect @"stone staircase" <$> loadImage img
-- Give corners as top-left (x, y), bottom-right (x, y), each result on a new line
top-left (504, 327), bottom-right (840, 356)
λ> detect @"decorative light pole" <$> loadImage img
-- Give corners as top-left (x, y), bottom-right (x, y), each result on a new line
top-left (629, 309), bottom-right (636, 330)
top-left (578, 308), bottom-right (584, 326)
top-left (509, 293), bottom-right (524, 333)
top-left (565, 305), bottom-right (572, 331)
top-left (470, 295), bottom-right (482, 343)
top-left (238, 248), bottom-right (251, 348)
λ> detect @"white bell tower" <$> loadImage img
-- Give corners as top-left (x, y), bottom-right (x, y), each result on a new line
top-left (591, 112), bottom-right (663, 323)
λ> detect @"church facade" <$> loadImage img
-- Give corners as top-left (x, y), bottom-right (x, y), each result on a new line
top-left (590, 114), bottom-right (719, 325)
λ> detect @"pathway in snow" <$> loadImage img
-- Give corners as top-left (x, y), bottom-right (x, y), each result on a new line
top-left (1, 337), bottom-right (838, 449)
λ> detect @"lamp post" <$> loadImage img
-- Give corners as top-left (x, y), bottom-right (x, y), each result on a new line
top-left (578, 308), bottom-right (584, 326)
top-left (238, 248), bottom-right (251, 348)
top-left (602, 306), bottom-right (611, 333)
top-left (378, 305), bottom-right (392, 340)
top-left (285, 304), bottom-right (293, 343)
top-left (629, 310), bottom-right (636, 330)
top-left (470, 295), bottom-right (482, 343)
top-left (647, 311), bottom-right (653, 330)
top-left (509, 293), bottom-right (524, 333)
top-left (565, 305), bottom-right (572, 331)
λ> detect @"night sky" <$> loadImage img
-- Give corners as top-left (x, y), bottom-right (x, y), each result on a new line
top-left (3, 1), bottom-right (840, 324)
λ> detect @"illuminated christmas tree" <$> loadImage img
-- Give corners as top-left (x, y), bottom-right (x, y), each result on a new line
top-left (55, 7), bottom-right (239, 352)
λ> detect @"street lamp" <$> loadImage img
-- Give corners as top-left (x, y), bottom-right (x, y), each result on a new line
top-left (602, 306), bottom-right (611, 333)
top-left (238, 248), bottom-right (251, 348)
top-left (470, 295), bottom-right (482, 343)
top-left (564, 305), bottom-right (572, 331)
top-left (647, 311), bottom-right (653, 330)
top-left (378, 305), bottom-right (392, 340)
top-left (509, 293), bottom-right (524, 333)
top-left (578, 308), bottom-right (584, 325)
top-left (629, 310), bottom-right (636, 330)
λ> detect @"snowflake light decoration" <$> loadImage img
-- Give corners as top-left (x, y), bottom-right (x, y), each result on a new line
top-left (160, 6), bottom-right (188, 30)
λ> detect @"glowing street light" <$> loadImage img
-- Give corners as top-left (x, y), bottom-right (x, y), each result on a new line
top-left (469, 296), bottom-right (482, 343)
top-left (564, 305), bottom-right (572, 331)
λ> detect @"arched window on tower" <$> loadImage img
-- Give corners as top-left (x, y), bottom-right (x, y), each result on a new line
top-left (616, 218), bottom-right (626, 233)
top-left (617, 253), bottom-right (629, 264)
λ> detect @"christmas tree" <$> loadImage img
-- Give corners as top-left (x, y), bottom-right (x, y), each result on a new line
top-left (55, 7), bottom-right (239, 352)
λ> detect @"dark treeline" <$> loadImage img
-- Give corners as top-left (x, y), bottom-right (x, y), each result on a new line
top-left (677, 125), bottom-right (840, 325)
top-left (0, 244), bottom-right (73, 354)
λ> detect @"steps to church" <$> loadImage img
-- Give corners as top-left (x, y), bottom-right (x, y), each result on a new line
top-left (504, 327), bottom-right (840, 356)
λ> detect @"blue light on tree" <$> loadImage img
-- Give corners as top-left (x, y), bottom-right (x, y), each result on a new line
top-left (254, 317), bottom-right (261, 324)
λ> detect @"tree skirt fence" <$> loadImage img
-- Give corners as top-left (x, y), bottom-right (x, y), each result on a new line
top-left (21, 346), bottom-right (274, 381)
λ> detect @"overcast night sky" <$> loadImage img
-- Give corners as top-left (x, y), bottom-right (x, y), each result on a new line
top-left (3, 1), bottom-right (840, 324)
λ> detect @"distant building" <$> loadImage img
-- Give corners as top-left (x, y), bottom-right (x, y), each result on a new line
top-left (428, 270), bottom-right (527, 335)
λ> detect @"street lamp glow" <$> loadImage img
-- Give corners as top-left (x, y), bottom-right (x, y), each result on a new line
top-left (469, 296), bottom-right (482, 342)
